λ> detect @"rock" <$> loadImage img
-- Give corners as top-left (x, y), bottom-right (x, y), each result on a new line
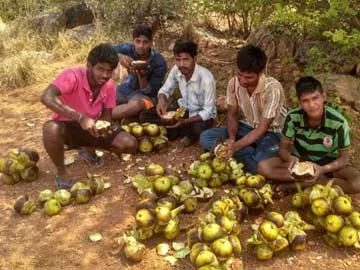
top-left (318, 73), bottom-right (360, 111)
top-left (64, 3), bottom-right (94, 29)
top-left (65, 24), bottom-right (96, 43)
top-left (32, 10), bottom-right (66, 33)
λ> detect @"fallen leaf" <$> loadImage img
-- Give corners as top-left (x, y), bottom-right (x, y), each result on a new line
top-left (88, 232), bottom-right (103, 242)
top-left (121, 153), bottom-right (132, 162)
top-left (172, 242), bottom-right (185, 251)
top-left (164, 256), bottom-right (177, 266)
top-left (104, 182), bottom-right (112, 189)
top-left (173, 247), bottom-right (190, 259)
top-left (64, 155), bottom-right (76, 165)
top-left (123, 178), bottom-right (131, 184)
top-left (156, 243), bottom-right (170, 256)
top-left (95, 150), bottom-right (104, 157)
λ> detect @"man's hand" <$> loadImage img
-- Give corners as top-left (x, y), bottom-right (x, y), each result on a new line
top-left (221, 139), bottom-right (236, 160)
top-left (166, 119), bottom-right (186, 129)
top-left (287, 156), bottom-right (300, 172)
top-left (119, 54), bottom-right (133, 69)
top-left (156, 101), bottom-right (167, 117)
top-left (309, 162), bottom-right (325, 182)
top-left (79, 115), bottom-right (99, 137)
top-left (132, 68), bottom-right (148, 78)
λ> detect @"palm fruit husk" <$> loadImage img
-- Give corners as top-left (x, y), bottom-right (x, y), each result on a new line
top-left (0, 172), bottom-right (20, 185)
top-left (20, 165), bottom-right (39, 182)
top-left (290, 161), bottom-right (315, 181)
top-left (123, 235), bottom-right (146, 262)
top-left (38, 189), bottom-right (54, 203)
top-left (86, 174), bottom-right (105, 195)
top-left (14, 195), bottom-right (36, 215)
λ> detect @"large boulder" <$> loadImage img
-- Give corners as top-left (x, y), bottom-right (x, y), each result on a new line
top-left (318, 74), bottom-right (360, 112)
top-left (32, 10), bottom-right (66, 33)
top-left (64, 3), bottom-right (94, 29)
top-left (64, 24), bottom-right (96, 43)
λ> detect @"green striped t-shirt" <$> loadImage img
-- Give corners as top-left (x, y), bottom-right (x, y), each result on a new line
top-left (282, 106), bottom-right (350, 164)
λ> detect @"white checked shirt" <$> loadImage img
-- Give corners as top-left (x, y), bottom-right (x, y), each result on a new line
top-left (158, 64), bottom-right (217, 121)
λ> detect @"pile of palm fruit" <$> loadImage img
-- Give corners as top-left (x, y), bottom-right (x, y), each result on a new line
top-left (0, 148), bottom-right (40, 184)
top-left (291, 180), bottom-right (360, 248)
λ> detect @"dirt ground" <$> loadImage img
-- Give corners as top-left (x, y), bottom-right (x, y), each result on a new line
top-left (0, 46), bottom-right (360, 270)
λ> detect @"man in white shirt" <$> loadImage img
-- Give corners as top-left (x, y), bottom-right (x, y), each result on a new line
top-left (139, 38), bottom-right (216, 146)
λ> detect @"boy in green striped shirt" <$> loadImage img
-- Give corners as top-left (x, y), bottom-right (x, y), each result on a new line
top-left (258, 76), bottom-right (360, 194)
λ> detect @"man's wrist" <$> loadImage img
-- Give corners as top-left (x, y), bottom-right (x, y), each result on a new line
top-left (78, 113), bottom-right (84, 123)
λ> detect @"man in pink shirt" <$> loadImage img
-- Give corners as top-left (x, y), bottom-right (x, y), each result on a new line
top-left (41, 44), bottom-right (138, 189)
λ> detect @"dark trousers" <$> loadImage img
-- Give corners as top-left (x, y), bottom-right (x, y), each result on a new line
top-left (139, 108), bottom-right (213, 141)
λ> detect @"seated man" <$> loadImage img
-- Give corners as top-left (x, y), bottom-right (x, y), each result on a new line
top-left (200, 45), bottom-right (286, 173)
top-left (258, 76), bottom-right (360, 194)
top-left (41, 44), bottom-right (138, 189)
top-left (112, 24), bottom-right (167, 122)
top-left (140, 38), bottom-right (216, 146)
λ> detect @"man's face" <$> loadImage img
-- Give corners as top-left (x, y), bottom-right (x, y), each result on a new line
top-left (236, 70), bottom-right (259, 90)
top-left (133, 35), bottom-right (151, 57)
top-left (88, 62), bottom-right (114, 87)
top-left (299, 90), bottom-right (327, 120)
top-left (175, 53), bottom-right (196, 78)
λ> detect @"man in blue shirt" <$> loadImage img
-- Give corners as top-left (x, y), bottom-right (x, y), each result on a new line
top-left (112, 24), bottom-right (167, 121)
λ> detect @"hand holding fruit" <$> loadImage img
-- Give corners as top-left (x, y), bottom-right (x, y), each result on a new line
top-left (221, 139), bottom-right (235, 160)
top-left (119, 54), bottom-right (133, 69)
top-left (79, 114), bottom-right (98, 137)
top-left (166, 118), bottom-right (186, 129)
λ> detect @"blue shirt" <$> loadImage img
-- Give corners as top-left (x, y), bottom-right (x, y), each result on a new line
top-left (112, 42), bottom-right (167, 99)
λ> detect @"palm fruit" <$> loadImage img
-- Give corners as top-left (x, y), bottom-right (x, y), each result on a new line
top-left (338, 226), bottom-right (358, 246)
top-left (311, 198), bottom-right (331, 216)
top-left (266, 212), bottom-right (284, 228)
top-left (254, 244), bottom-right (273, 260)
top-left (333, 195), bottom-right (352, 215)
top-left (246, 174), bottom-right (266, 189)
top-left (325, 214), bottom-right (344, 233)
top-left (288, 227), bottom-right (307, 251)
top-left (43, 198), bottom-right (62, 216)
top-left (86, 174), bottom-right (105, 195)
top-left (135, 209), bottom-right (155, 228)
top-left (259, 220), bottom-right (279, 241)
top-left (123, 235), bottom-right (146, 262)
top-left (201, 223), bottom-right (224, 243)
top-left (138, 137), bottom-right (153, 153)
top-left (211, 237), bottom-right (233, 261)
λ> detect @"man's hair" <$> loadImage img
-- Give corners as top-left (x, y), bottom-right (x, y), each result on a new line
top-left (295, 76), bottom-right (324, 98)
top-left (133, 24), bottom-right (153, 40)
top-left (236, 44), bottom-right (267, 73)
top-left (173, 38), bottom-right (198, 58)
top-left (87, 43), bottom-right (118, 70)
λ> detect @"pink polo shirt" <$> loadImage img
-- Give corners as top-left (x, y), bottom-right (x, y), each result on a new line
top-left (51, 67), bottom-right (116, 121)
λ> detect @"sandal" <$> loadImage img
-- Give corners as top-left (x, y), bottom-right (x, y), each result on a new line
top-left (78, 149), bottom-right (104, 168)
top-left (55, 176), bottom-right (74, 190)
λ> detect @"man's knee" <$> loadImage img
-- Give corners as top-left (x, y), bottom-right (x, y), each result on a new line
top-left (112, 133), bottom-right (138, 153)
top-left (129, 98), bottom-right (147, 111)
top-left (349, 175), bottom-right (360, 193)
top-left (43, 121), bottom-right (64, 138)
top-left (257, 160), bottom-right (271, 178)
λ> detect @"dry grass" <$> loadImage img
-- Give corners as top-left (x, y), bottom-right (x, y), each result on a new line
top-left (0, 19), bottom-right (129, 90)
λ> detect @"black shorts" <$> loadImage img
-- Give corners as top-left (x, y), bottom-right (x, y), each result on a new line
top-left (57, 121), bottom-right (123, 149)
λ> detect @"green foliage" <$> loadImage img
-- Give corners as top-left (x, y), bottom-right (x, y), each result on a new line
top-left (191, 0), bottom-right (277, 37)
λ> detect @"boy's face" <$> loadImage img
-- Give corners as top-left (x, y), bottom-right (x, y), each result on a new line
top-left (298, 90), bottom-right (327, 120)
top-left (88, 62), bottom-right (114, 87)
top-left (236, 69), bottom-right (259, 90)
top-left (133, 35), bottom-right (151, 57)
top-left (175, 52), bottom-right (196, 78)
